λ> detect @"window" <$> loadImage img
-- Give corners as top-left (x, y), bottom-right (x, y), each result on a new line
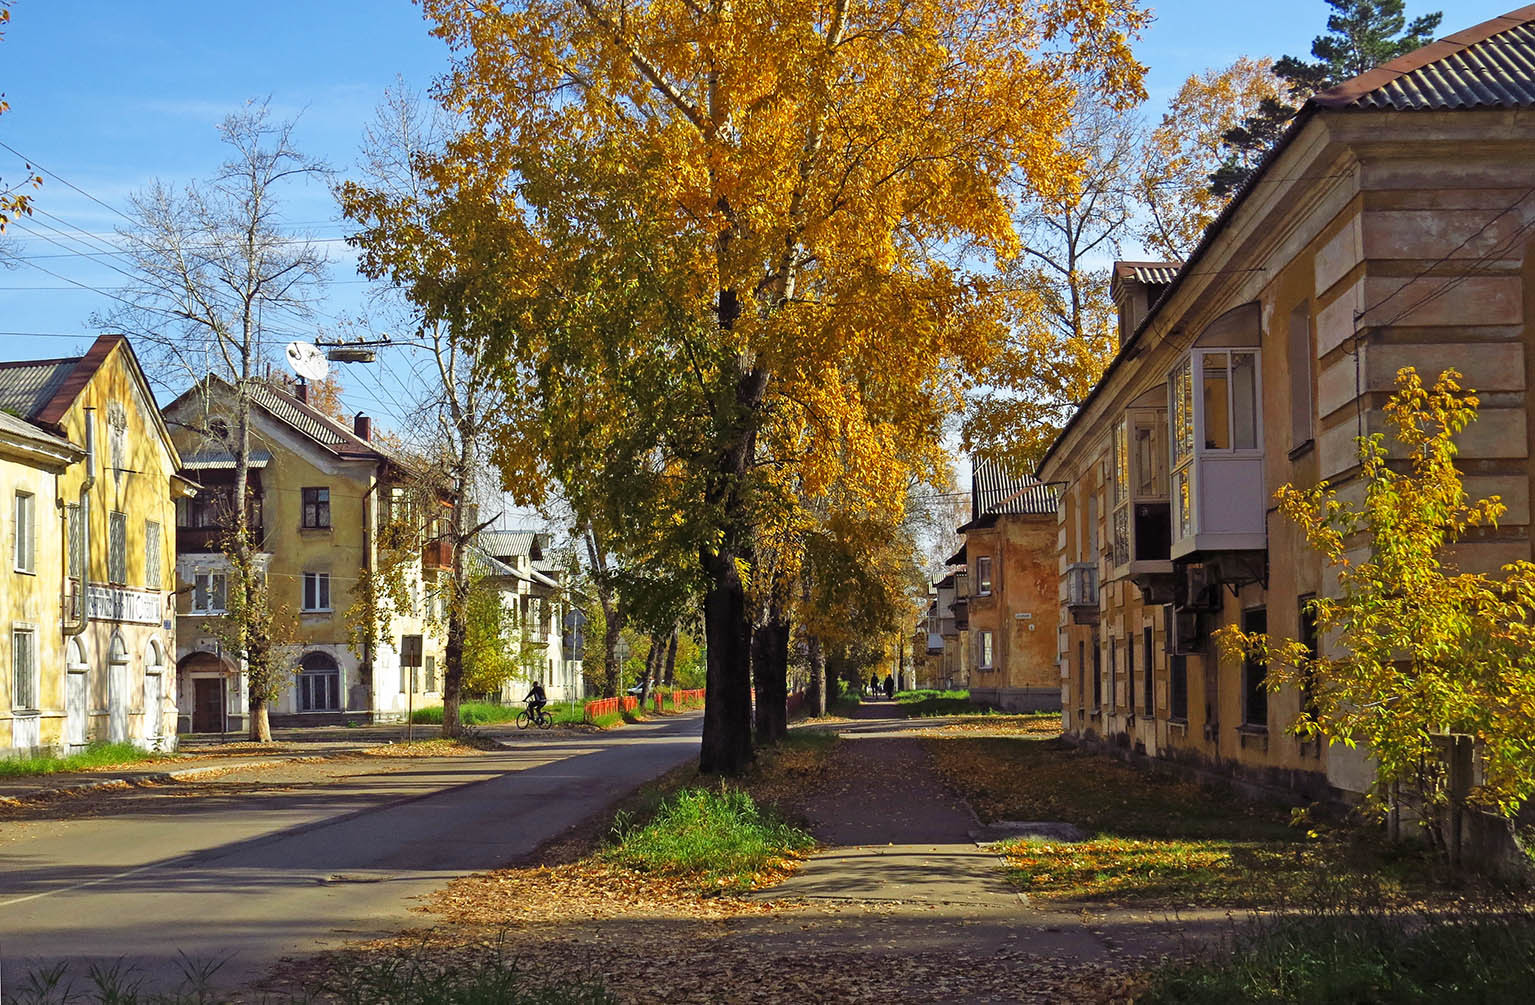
top-left (13, 491), bottom-right (34, 573)
top-left (424, 654), bottom-right (437, 693)
top-left (1108, 638), bottom-right (1117, 711)
top-left (301, 487), bottom-right (331, 529)
top-left (297, 651), bottom-right (341, 712)
top-left (66, 503), bottom-right (83, 580)
top-left (1169, 653), bottom-right (1188, 721)
top-left (1242, 607), bottom-right (1268, 727)
top-left (1299, 595), bottom-right (1319, 723)
top-left (302, 572), bottom-right (331, 612)
top-left (108, 510), bottom-right (127, 584)
top-left (978, 631), bottom-right (994, 670)
top-left (1143, 626), bottom-right (1155, 714)
top-left (192, 572), bottom-right (228, 614)
top-left (1077, 640), bottom-right (1086, 709)
top-left (1091, 629), bottom-right (1102, 710)
top-left (11, 627), bottom-right (36, 710)
top-left (1288, 305), bottom-right (1314, 447)
top-left (1125, 635), bottom-right (1135, 714)
top-left (145, 521), bottom-right (162, 591)
top-left (976, 556), bottom-right (993, 595)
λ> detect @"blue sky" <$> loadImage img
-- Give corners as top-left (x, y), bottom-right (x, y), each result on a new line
top-left (0, 0), bottom-right (1510, 427)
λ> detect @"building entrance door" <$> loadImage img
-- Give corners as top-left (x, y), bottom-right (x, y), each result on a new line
top-left (66, 670), bottom-right (89, 750)
top-left (192, 677), bottom-right (225, 733)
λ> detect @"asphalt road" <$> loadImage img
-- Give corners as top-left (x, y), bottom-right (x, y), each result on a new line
top-left (0, 713), bottom-right (703, 992)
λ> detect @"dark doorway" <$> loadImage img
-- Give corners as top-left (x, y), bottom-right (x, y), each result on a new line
top-left (192, 677), bottom-right (225, 733)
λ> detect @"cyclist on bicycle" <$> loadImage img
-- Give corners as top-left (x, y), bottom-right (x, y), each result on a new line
top-left (525, 680), bottom-right (547, 719)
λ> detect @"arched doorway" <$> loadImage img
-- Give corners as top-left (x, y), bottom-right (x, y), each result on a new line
top-left (107, 633), bottom-right (129, 743)
top-left (297, 651), bottom-right (341, 713)
top-left (178, 650), bottom-right (230, 734)
top-left (142, 639), bottom-right (166, 749)
top-left (65, 638), bottom-right (89, 751)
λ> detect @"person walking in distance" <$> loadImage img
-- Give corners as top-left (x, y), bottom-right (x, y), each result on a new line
top-left (883, 674), bottom-right (895, 700)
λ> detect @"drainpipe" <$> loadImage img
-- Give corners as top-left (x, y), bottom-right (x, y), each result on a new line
top-left (63, 407), bottom-right (95, 638)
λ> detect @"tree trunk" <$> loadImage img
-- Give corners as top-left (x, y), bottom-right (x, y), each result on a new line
top-left (585, 526), bottom-right (623, 698)
top-left (663, 628), bottom-right (678, 686)
top-left (809, 633), bottom-right (827, 716)
top-left (752, 612), bottom-right (771, 739)
top-left (765, 597), bottom-right (788, 740)
top-left (700, 545), bottom-right (754, 775)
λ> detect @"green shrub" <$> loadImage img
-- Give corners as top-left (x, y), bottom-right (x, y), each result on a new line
top-left (605, 785), bottom-right (814, 891)
top-left (0, 741), bottom-right (161, 777)
top-left (894, 689), bottom-right (982, 717)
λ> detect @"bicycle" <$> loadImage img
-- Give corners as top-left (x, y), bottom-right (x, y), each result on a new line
top-left (516, 703), bottom-right (554, 730)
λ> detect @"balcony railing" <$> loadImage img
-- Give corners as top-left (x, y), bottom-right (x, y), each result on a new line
top-left (951, 596), bottom-right (969, 631)
top-left (1066, 562), bottom-right (1099, 625)
top-left (176, 525), bottom-right (263, 554)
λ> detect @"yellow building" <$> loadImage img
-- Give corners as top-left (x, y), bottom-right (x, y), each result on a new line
top-left (0, 336), bottom-right (186, 754)
top-left (1038, 10), bottom-right (1535, 803)
top-left (162, 376), bottom-right (446, 731)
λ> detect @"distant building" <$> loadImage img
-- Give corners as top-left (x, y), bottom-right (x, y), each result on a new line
top-left (956, 460), bottom-right (1060, 712)
top-left (478, 531), bottom-right (583, 702)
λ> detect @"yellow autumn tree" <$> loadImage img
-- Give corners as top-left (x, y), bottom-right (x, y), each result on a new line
top-left (1136, 57), bottom-right (1284, 261)
top-left (0, 3), bottom-right (40, 232)
top-left (367, 0), bottom-right (1148, 774)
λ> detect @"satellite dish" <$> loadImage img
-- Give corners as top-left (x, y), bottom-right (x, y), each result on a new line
top-left (285, 341), bottom-right (330, 381)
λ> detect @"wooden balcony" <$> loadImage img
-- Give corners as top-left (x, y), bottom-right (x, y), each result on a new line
top-left (421, 538), bottom-right (453, 569)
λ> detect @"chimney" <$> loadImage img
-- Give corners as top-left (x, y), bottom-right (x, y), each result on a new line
top-left (354, 413), bottom-right (372, 441)
top-left (295, 379), bottom-right (310, 404)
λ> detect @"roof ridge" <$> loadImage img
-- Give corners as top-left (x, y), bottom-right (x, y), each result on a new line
top-left (1314, 4), bottom-right (1535, 107)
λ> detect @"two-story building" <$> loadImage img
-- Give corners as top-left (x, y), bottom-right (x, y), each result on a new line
top-left (0, 336), bottom-right (187, 754)
top-left (957, 459), bottom-right (1060, 712)
top-left (479, 530), bottom-right (583, 702)
top-left (1038, 6), bottom-right (1535, 802)
top-left (163, 375), bottom-right (446, 731)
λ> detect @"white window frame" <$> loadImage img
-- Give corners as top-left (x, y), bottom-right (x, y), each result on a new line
top-left (302, 571), bottom-right (332, 613)
top-left (978, 630), bottom-right (994, 670)
top-left (13, 491), bottom-right (34, 574)
top-left (144, 520), bottom-right (162, 591)
top-left (11, 625), bottom-right (37, 711)
top-left (975, 556), bottom-right (993, 596)
top-left (192, 571), bottom-right (229, 615)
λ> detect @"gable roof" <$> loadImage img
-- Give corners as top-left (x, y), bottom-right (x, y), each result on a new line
top-left (1314, 5), bottom-right (1535, 111)
top-left (479, 530), bottom-right (544, 562)
top-left (964, 458), bottom-right (1057, 530)
top-left (0, 335), bottom-right (181, 467)
top-left (1038, 6), bottom-right (1535, 478)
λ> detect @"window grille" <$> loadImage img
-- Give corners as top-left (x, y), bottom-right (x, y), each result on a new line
top-left (145, 521), bottom-right (162, 591)
top-left (11, 629), bottom-right (36, 710)
top-left (108, 511), bottom-right (127, 585)
top-left (66, 503), bottom-right (83, 580)
top-left (13, 492), bottom-right (34, 573)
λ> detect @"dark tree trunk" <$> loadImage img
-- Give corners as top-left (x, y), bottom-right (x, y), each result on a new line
top-left (701, 547), bottom-right (754, 774)
top-left (663, 628), bottom-right (678, 686)
top-left (809, 633), bottom-right (826, 716)
top-left (752, 613), bottom-right (772, 739)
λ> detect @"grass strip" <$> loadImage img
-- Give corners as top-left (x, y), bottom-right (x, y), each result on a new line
top-left (604, 784), bottom-right (815, 893)
top-left (0, 741), bottom-right (164, 777)
top-left (893, 688), bottom-right (984, 716)
top-left (1140, 907), bottom-right (1535, 1003)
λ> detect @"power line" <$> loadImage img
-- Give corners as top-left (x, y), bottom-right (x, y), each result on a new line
top-left (0, 140), bottom-right (137, 225)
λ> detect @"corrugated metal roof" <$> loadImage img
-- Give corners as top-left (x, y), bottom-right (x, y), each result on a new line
top-left (0, 408), bottom-right (78, 456)
top-left (971, 457), bottom-right (1058, 519)
top-left (480, 530), bottom-right (537, 560)
top-left (0, 359), bottom-right (77, 421)
top-left (181, 448), bottom-right (273, 470)
top-left (1113, 261), bottom-right (1181, 286)
top-left (247, 383), bottom-right (348, 447)
top-left (1317, 8), bottom-right (1535, 111)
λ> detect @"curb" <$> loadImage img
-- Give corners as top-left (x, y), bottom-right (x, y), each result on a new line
top-left (0, 753), bottom-right (344, 806)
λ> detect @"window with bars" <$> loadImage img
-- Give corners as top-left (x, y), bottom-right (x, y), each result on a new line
top-left (66, 503), bottom-right (83, 580)
top-left (11, 628), bottom-right (36, 710)
top-left (108, 511), bottom-right (127, 585)
top-left (145, 521), bottom-right (162, 591)
top-left (13, 492), bottom-right (34, 573)
top-left (302, 572), bottom-right (332, 612)
top-left (301, 487), bottom-right (331, 529)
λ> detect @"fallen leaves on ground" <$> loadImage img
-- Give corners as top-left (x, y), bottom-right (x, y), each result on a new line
top-left (360, 738), bottom-right (492, 758)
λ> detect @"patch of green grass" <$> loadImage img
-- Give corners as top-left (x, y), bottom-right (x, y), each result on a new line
top-left (894, 688), bottom-right (986, 716)
top-left (589, 712), bottom-right (623, 729)
top-left (1141, 907), bottom-right (1535, 1003)
top-left (411, 702), bottom-right (523, 726)
top-left (0, 741), bottom-right (163, 777)
top-left (927, 734), bottom-right (1460, 907)
top-left (604, 785), bottom-right (815, 892)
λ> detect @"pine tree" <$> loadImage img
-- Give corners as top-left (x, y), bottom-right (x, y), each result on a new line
top-left (1210, 0), bottom-right (1442, 197)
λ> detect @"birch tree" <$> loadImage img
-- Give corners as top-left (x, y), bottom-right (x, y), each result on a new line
top-left (102, 100), bottom-right (329, 742)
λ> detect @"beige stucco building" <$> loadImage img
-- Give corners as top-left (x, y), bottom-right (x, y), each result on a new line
top-left (0, 336), bottom-right (186, 754)
top-left (163, 376), bottom-right (447, 731)
top-left (479, 530), bottom-right (584, 703)
top-left (1037, 8), bottom-right (1535, 801)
